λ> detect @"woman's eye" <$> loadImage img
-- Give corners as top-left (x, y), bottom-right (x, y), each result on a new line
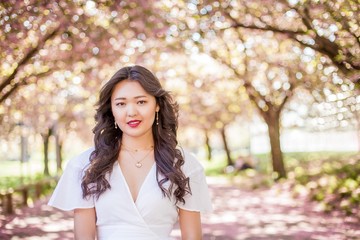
top-left (116, 102), bottom-right (125, 106)
top-left (138, 100), bottom-right (146, 105)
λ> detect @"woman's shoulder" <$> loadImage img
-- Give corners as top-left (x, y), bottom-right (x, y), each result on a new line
top-left (66, 147), bottom-right (95, 169)
top-left (180, 149), bottom-right (204, 175)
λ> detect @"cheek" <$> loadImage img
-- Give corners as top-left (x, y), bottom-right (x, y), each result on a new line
top-left (112, 108), bottom-right (125, 120)
top-left (146, 109), bottom-right (156, 119)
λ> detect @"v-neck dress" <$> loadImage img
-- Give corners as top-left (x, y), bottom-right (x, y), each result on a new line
top-left (48, 148), bottom-right (212, 240)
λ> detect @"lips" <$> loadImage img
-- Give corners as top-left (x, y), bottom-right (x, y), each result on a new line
top-left (127, 120), bottom-right (141, 128)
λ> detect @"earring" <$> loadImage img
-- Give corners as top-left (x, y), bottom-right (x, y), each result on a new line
top-left (114, 121), bottom-right (118, 129)
top-left (156, 111), bottom-right (159, 126)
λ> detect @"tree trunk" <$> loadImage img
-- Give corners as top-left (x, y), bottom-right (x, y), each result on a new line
top-left (55, 133), bottom-right (62, 173)
top-left (263, 111), bottom-right (286, 179)
top-left (354, 110), bottom-right (360, 153)
top-left (204, 130), bottom-right (212, 161)
top-left (220, 127), bottom-right (233, 166)
top-left (42, 128), bottom-right (53, 176)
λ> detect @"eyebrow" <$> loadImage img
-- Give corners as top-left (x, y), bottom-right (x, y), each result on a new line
top-left (114, 95), bottom-right (148, 100)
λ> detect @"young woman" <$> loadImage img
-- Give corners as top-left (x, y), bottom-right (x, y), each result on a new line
top-left (48, 65), bottom-right (212, 240)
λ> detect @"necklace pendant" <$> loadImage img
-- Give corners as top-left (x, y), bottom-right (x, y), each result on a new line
top-left (135, 162), bottom-right (142, 168)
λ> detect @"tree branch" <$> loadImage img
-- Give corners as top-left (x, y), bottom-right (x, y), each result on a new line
top-left (0, 24), bottom-right (62, 94)
top-left (226, 20), bottom-right (307, 36)
top-left (222, 1), bottom-right (359, 84)
top-left (0, 70), bottom-right (53, 103)
top-left (324, 1), bottom-right (360, 47)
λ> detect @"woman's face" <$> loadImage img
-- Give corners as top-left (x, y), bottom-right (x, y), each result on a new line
top-left (111, 79), bottom-right (159, 140)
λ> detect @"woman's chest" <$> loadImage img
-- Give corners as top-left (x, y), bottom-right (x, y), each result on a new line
top-left (94, 164), bottom-right (178, 226)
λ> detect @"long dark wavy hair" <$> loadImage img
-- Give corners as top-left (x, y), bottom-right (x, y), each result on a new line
top-left (81, 65), bottom-right (190, 204)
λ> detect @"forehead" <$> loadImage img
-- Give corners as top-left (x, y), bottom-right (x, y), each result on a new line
top-left (111, 79), bottom-right (152, 99)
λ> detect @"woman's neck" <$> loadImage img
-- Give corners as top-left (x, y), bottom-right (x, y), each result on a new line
top-left (121, 136), bottom-right (154, 151)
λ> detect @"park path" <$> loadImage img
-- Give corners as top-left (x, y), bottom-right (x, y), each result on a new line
top-left (1, 177), bottom-right (359, 240)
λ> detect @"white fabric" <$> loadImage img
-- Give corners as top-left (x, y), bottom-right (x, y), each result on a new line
top-left (48, 148), bottom-right (95, 210)
top-left (48, 148), bottom-right (212, 240)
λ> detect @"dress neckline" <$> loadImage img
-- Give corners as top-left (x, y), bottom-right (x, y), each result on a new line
top-left (116, 162), bottom-right (156, 204)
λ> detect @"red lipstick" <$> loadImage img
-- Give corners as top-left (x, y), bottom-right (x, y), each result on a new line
top-left (127, 120), bottom-right (141, 128)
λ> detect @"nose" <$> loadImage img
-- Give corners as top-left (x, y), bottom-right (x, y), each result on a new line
top-left (127, 104), bottom-right (138, 117)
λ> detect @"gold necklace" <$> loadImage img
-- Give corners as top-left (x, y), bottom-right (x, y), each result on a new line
top-left (122, 145), bottom-right (154, 168)
top-left (122, 144), bottom-right (154, 153)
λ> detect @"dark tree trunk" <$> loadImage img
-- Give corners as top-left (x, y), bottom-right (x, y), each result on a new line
top-left (55, 133), bottom-right (63, 173)
top-left (42, 128), bottom-right (53, 176)
top-left (204, 130), bottom-right (212, 161)
top-left (220, 127), bottom-right (233, 166)
top-left (354, 110), bottom-right (360, 153)
top-left (263, 110), bottom-right (286, 179)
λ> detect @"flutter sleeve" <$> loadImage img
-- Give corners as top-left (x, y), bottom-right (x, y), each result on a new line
top-left (48, 148), bottom-right (95, 211)
top-left (176, 150), bottom-right (213, 213)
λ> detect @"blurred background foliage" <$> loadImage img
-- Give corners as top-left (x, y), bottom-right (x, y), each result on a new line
top-left (0, 0), bottom-right (359, 216)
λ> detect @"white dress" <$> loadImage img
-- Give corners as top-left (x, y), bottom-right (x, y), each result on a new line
top-left (48, 148), bottom-right (212, 240)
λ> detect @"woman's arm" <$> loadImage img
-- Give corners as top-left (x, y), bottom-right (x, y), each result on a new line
top-left (178, 208), bottom-right (202, 240)
top-left (74, 208), bottom-right (96, 240)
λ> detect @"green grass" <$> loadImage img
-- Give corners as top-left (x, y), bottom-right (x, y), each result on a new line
top-left (288, 153), bottom-right (360, 216)
top-left (201, 151), bottom-right (358, 176)
top-left (284, 151), bottom-right (357, 166)
top-left (0, 150), bottom-right (357, 191)
top-left (0, 156), bottom-right (61, 190)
